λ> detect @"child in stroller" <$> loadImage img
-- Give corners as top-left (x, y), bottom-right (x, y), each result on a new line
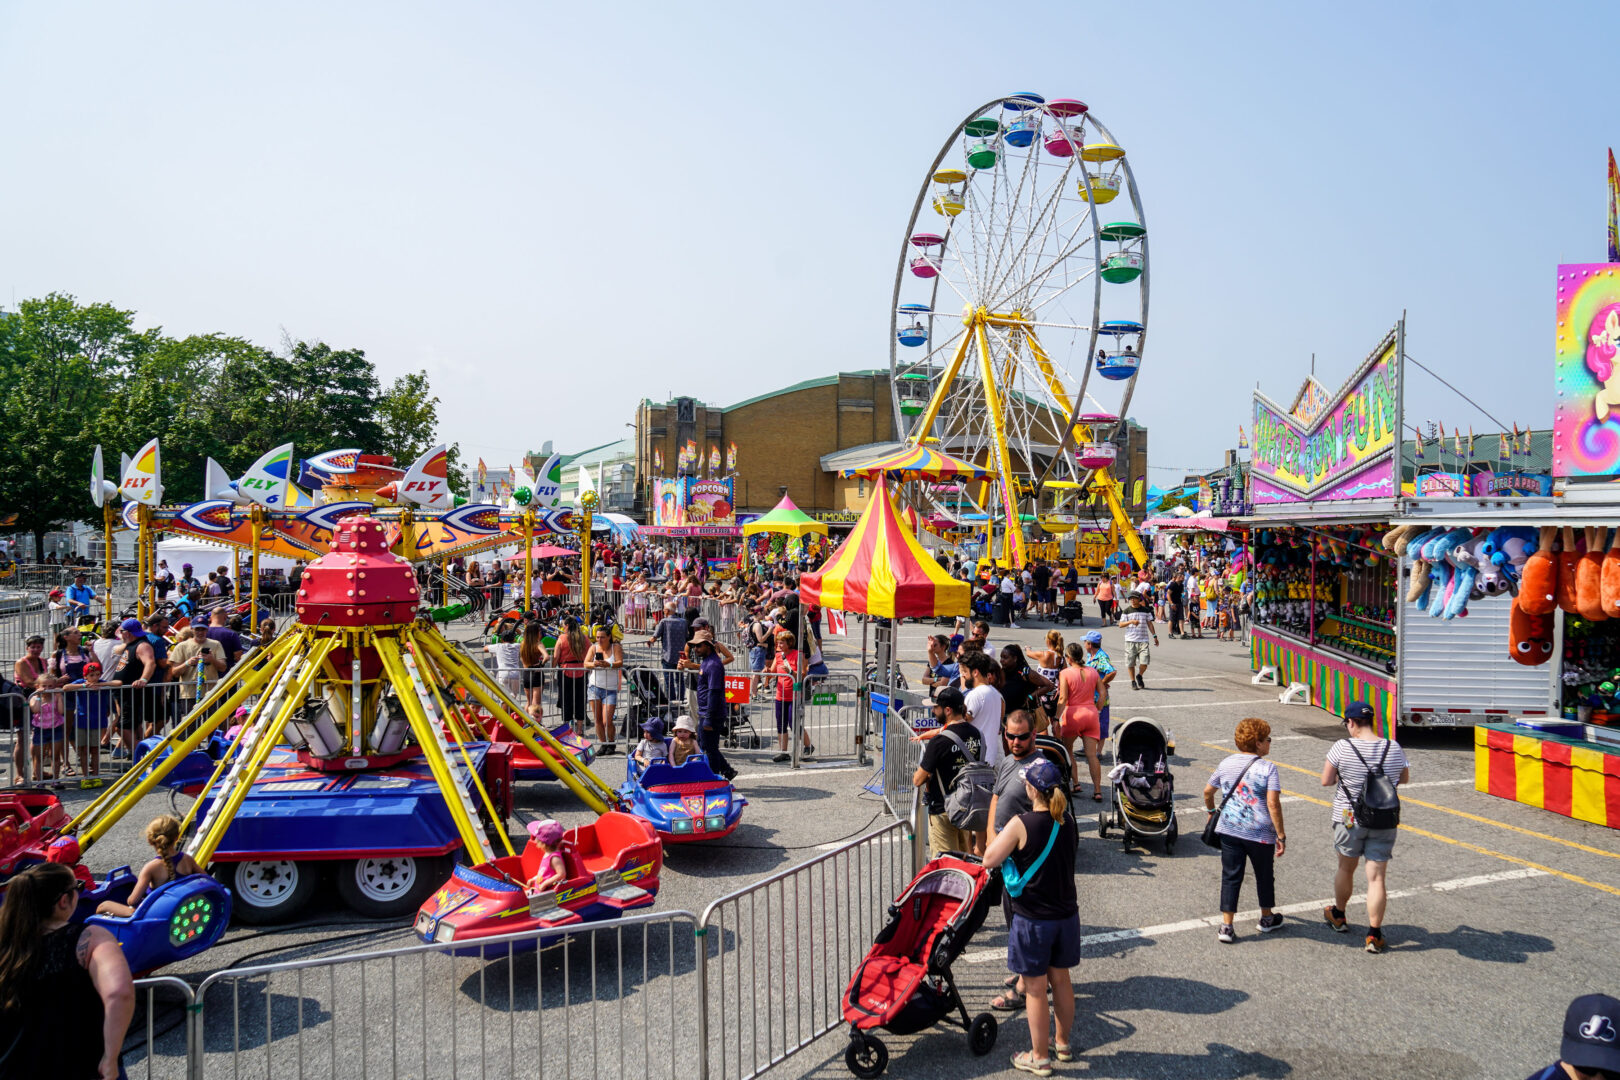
top-left (1098, 716), bottom-right (1178, 853)
top-left (841, 854), bottom-right (1000, 1076)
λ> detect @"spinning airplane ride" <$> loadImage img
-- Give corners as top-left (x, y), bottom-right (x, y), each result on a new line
top-left (889, 93), bottom-right (1151, 568)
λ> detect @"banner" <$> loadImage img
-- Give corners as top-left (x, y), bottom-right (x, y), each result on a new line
top-left (654, 478), bottom-right (686, 527)
top-left (686, 479), bottom-right (735, 527)
top-left (726, 441), bottom-right (737, 474)
top-left (707, 445), bottom-right (720, 476)
top-left (1554, 263), bottom-right (1620, 478)
top-left (825, 609), bottom-right (847, 637)
top-left (1250, 326), bottom-right (1400, 504)
top-left (654, 446), bottom-right (663, 472)
top-left (1132, 477), bottom-right (1144, 505)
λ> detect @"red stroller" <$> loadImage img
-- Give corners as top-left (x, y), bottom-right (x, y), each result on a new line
top-left (840, 853), bottom-right (1000, 1077)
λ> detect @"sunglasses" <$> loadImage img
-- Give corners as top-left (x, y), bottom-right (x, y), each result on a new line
top-left (1004, 731), bottom-right (1033, 742)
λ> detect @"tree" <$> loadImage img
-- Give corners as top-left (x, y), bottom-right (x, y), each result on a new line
top-left (376, 370), bottom-right (467, 498)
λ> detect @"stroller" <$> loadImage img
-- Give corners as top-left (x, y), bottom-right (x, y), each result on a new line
top-left (1098, 716), bottom-right (1178, 854)
top-left (1056, 596), bottom-right (1085, 625)
top-left (841, 854), bottom-right (1000, 1077)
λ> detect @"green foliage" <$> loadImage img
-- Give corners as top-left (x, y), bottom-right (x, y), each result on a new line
top-left (0, 294), bottom-right (458, 542)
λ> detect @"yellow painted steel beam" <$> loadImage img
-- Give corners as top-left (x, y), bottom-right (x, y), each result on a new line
top-left (416, 631), bottom-right (617, 814)
top-left (406, 632), bottom-right (514, 857)
top-left (908, 319), bottom-right (977, 443)
top-left (522, 509), bottom-right (534, 611)
top-left (973, 318), bottom-right (1026, 569)
top-left (191, 636), bottom-right (337, 863)
top-left (70, 632), bottom-right (301, 846)
top-left (371, 635), bottom-right (492, 860)
top-left (1092, 470), bottom-right (1150, 568)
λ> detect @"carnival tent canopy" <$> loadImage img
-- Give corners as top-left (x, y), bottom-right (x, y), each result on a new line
top-left (741, 494), bottom-right (828, 538)
top-left (799, 476), bottom-right (969, 618)
top-left (836, 444), bottom-right (989, 482)
top-left (505, 543), bottom-right (578, 561)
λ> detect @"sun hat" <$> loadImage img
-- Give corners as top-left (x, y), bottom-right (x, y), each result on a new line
top-left (1020, 757), bottom-right (1063, 793)
top-left (526, 819), bottom-right (566, 847)
top-left (673, 715), bottom-right (698, 733)
top-left (641, 717), bottom-right (666, 739)
top-left (691, 629), bottom-right (715, 644)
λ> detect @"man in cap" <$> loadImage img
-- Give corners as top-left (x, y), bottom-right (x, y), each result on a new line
top-left (646, 597), bottom-right (689, 702)
top-left (913, 687), bottom-right (984, 858)
top-left (65, 571), bottom-right (99, 623)
top-left (178, 563), bottom-right (200, 594)
top-left (1525, 994), bottom-right (1620, 1080)
top-left (679, 629), bottom-right (735, 781)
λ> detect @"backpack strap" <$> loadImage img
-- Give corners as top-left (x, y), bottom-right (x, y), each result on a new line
top-left (939, 727), bottom-right (981, 764)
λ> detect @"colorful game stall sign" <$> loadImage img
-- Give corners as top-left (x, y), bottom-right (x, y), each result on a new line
top-left (1250, 326), bottom-right (1402, 505)
top-left (1416, 471), bottom-right (1468, 496)
top-left (1554, 264), bottom-right (1620, 479)
top-left (686, 480), bottom-right (735, 527)
top-left (1469, 471), bottom-right (1554, 497)
top-left (654, 478), bottom-right (687, 527)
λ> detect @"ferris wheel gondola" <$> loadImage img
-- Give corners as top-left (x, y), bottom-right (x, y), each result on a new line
top-left (888, 92), bottom-right (1150, 569)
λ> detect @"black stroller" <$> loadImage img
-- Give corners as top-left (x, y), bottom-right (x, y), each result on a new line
top-left (1056, 596), bottom-right (1085, 625)
top-left (1097, 716), bottom-right (1177, 853)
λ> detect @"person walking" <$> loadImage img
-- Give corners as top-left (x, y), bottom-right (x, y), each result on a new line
top-left (1320, 701), bottom-right (1409, 953)
top-left (1080, 631), bottom-right (1116, 749)
top-left (681, 629), bottom-right (735, 780)
top-left (1094, 575), bottom-right (1114, 626)
top-left (0, 862), bottom-right (135, 1080)
top-left (981, 759), bottom-right (1078, 1075)
top-left (1055, 643), bottom-right (1103, 800)
top-left (646, 598), bottom-right (689, 703)
top-left (1116, 593), bottom-right (1158, 690)
top-left (912, 687), bottom-right (983, 857)
top-left (1203, 718), bottom-right (1286, 943)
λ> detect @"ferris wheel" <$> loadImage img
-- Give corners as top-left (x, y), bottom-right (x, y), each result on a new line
top-left (888, 92), bottom-right (1149, 568)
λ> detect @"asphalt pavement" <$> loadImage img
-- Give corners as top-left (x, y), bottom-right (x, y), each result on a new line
top-left (61, 611), bottom-right (1620, 1079)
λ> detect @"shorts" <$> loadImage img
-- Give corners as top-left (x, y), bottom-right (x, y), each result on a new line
top-left (1006, 912), bottom-right (1081, 977)
top-left (1124, 641), bottom-right (1151, 668)
top-left (927, 813), bottom-right (974, 858)
top-left (1097, 704), bottom-right (1111, 740)
top-left (749, 647), bottom-right (769, 672)
top-left (774, 698), bottom-right (794, 734)
top-left (31, 725), bottom-right (65, 745)
top-left (1333, 820), bottom-right (1397, 862)
top-left (587, 686), bottom-right (618, 707)
top-left (1060, 707), bottom-right (1100, 741)
top-left (523, 668), bottom-right (545, 690)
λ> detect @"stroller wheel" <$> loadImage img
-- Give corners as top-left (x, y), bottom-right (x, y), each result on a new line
top-left (1165, 816), bottom-right (1178, 854)
top-left (968, 1012), bottom-right (998, 1056)
top-left (1097, 811), bottom-right (1109, 839)
top-left (846, 1033), bottom-right (888, 1078)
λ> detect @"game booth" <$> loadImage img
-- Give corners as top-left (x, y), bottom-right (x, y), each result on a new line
top-left (639, 477), bottom-right (743, 577)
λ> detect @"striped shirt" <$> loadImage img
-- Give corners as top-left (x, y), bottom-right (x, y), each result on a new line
top-left (1207, 753), bottom-right (1280, 844)
top-left (1326, 737), bottom-right (1409, 824)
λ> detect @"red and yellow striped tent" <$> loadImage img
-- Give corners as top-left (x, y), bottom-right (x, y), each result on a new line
top-left (835, 444), bottom-right (989, 482)
top-left (799, 476), bottom-right (969, 618)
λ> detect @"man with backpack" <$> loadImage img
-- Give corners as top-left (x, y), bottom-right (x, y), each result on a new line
top-left (913, 687), bottom-right (989, 857)
top-left (1319, 701), bottom-right (1409, 953)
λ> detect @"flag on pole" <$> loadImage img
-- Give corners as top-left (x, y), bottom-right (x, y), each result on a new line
top-left (476, 458), bottom-right (487, 495)
top-left (825, 608), bottom-right (847, 637)
top-left (1414, 428), bottom-right (1425, 460)
top-left (1609, 148), bottom-right (1618, 263)
top-left (1453, 430), bottom-right (1463, 457)
top-left (1511, 423), bottom-right (1521, 459)
top-left (1520, 425), bottom-right (1533, 455)
top-left (654, 446), bottom-right (663, 472)
top-left (708, 445), bottom-right (720, 476)
top-left (1237, 425), bottom-right (1248, 449)
top-left (726, 441), bottom-right (738, 474)
top-left (1132, 477), bottom-right (1144, 505)
top-left (1498, 432), bottom-right (1510, 462)
top-left (1467, 427), bottom-right (1476, 459)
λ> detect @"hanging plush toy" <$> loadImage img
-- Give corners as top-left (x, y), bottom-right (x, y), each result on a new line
top-left (1425, 528), bottom-right (1471, 618)
top-left (1403, 527), bottom-right (1448, 605)
top-left (1578, 526), bottom-right (1609, 622)
top-left (1443, 531), bottom-right (1489, 618)
top-left (1509, 602), bottom-right (1556, 666)
top-left (1517, 526), bottom-right (1560, 616)
top-left (1557, 526), bottom-right (1582, 614)
top-left (1602, 529), bottom-right (1620, 619)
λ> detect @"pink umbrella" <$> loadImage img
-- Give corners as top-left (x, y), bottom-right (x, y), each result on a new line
top-left (505, 543), bottom-right (578, 561)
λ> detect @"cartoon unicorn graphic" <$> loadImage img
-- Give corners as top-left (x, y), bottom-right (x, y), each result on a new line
top-left (1586, 302), bottom-right (1620, 421)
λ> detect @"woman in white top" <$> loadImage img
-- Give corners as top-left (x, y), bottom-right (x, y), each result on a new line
top-left (583, 626), bottom-right (624, 756)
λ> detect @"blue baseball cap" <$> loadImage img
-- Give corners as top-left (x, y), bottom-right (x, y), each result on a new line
top-left (119, 618), bottom-right (143, 634)
top-left (1563, 994), bottom-right (1620, 1074)
top-left (1083, 631), bottom-right (1103, 645)
top-left (1020, 758), bottom-right (1063, 793)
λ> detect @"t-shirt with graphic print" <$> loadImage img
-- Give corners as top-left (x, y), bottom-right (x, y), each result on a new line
top-left (1206, 752), bottom-right (1281, 844)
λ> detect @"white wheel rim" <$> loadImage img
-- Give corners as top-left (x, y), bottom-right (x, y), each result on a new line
top-left (352, 856), bottom-right (417, 902)
top-left (235, 860), bottom-right (299, 907)
top-left (890, 94), bottom-right (1149, 547)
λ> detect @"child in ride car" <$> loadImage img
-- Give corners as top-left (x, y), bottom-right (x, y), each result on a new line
top-left (96, 815), bottom-right (201, 917)
top-left (526, 819), bottom-right (569, 893)
top-left (633, 718), bottom-right (669, 767)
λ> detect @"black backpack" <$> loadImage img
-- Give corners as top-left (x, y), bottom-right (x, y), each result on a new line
top-left (1341, 740), bottom-right (1400, 829)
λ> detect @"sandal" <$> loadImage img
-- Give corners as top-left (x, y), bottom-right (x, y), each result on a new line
top-left (1012, 1051), bottom-right (1054, 1076)
top-left (1000, 975), bottom-right (1021, 991)
top-left (989, 992), bottom-right (1024, 1012)
top-left (1054, 1044), bottom-right (1074, 1062)
top-left (1092, 792), bottom-right (1104, 802)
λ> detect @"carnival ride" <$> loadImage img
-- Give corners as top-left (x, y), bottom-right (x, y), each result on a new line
top-left (887, 93), bottom-right (1151, 569)
top-left (413, 811), bottom-right (661, 955)
top-left (618, 751), bottom-right (746, 843)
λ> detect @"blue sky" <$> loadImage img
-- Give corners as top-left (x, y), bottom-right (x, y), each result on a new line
top-left (3, 1), bottom-right (1616, 477)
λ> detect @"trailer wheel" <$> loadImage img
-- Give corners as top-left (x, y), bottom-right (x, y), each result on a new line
top-left (218, 860), bottom-right (319, 924)
top-left (336, 853), bottom-right (454, 918)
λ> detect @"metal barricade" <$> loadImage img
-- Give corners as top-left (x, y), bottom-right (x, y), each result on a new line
top-left (696, 820), bottom-right (913, 1080)
top-left (789, 675), bottom-right (864, 765)
top-left (122, 975), bottom-right (199, 1080)
top-left (14, 680), bottom-right (205, 789)
top-left (192, 909), bottom-right (701, 1080)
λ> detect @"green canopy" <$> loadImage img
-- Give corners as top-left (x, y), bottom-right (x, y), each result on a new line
top-left (742, 494), bottom-right (828, 538)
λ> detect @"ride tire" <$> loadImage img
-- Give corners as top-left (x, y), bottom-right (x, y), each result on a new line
top-left (217, 859), bottom-right (320, 925)
top-left (968, 1012), bottom-right (998, 1056)
top-left (335, 853), bottom-right (455, 919)
top-left (845, 1034), bottom-right (888, 1079)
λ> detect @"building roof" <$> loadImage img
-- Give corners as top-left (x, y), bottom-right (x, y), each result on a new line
top-left (641, 370), bottom-right (892, 416)
top-left (558, 437), bottom-right (634, 470)
top-left (819, 441), bottom-right (906, 472)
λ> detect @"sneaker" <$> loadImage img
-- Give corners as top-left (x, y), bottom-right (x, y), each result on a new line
top-left (1217, 924), bottom-right (1236, 944)
top-left (1009, 622), bottom-right (1021, 629)
top-left (802, 744), bottom-right (815, 758)
top-left (1136, 676), bottom-right (1147, 690)
top-left (1258, 913), bottom-right (1284, 933)
top-left (1365, 929), bottom-right (1386, 954)
top-left (1323, 906), bottom-right (1348, 933)
top-left (771, 752), bottom-right (791, 763)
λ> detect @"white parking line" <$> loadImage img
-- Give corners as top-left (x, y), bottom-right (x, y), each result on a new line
top-left (1117, 697), bottom-right (1281, 710)
top-left (1400, 779), bottom-right (1472, 790)
top-left (960, 868), bottom-right (1546, 961)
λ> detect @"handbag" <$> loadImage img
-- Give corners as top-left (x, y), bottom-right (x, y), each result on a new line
top-left (1201, 755), bottom-right (1260, 849)
top-left (1001, 816), bottom-right (1062, 898)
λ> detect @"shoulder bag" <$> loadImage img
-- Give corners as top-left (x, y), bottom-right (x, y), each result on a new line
top-left (1201, 755), bottom-right (1260, 849)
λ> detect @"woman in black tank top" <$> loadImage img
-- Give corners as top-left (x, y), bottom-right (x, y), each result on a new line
top-left (0, 863), bottom-right (135, 1079)
top-left (982, 758), bottom-right (1081, 1073)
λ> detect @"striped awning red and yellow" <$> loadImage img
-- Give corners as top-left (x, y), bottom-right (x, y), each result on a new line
top-left (836, 444), bottom-right (989, 482)
top-left (799, 476), bottom-right (970, 618)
